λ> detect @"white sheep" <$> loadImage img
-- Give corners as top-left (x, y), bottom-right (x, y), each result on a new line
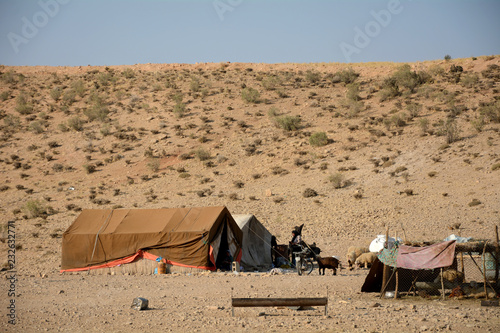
top-left (354, 252), bottom-right (377, 269)
top-left (346, 246), bottom-right (369, 270)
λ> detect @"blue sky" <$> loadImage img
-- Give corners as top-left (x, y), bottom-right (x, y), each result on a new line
top-left (0, 0), bottom-right (499, 66)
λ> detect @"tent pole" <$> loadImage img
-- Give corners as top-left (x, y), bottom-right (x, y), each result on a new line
top-left (483, 241), bottom-right (489, 300)
top-left (381, 226), bottom-right (390, 298)
top-left (458, 228), bottom-right (464, 276)
top-left (495, 226), bottom-right (499, 287)
top-left (394, 269), bottom-right (399, 299)
top-left (440, 267), bottom-right (445, 301)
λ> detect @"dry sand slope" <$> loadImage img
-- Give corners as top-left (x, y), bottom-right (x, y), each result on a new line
top-left (0, 57), bottom-right (500, 331)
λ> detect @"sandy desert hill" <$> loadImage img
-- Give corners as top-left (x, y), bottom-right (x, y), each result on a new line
top-left (0, 56), bottom-right (499, 275)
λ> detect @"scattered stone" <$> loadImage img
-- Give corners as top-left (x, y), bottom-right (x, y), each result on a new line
top-left (131, 297), bottom-right (149, 311)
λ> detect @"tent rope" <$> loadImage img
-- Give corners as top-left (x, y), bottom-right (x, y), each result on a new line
top-left (89, 210), bottom-right (114, 273)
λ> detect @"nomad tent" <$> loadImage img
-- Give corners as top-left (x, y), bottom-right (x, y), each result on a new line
top-left (61, 206), bottom-right (242, 272)
top-left (233, 214), bottom-right (273, 271)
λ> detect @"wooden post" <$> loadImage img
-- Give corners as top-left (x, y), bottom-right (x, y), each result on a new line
top-left (482, 241), bottom-right (489, 300)
top-left (440, 267), bottom-right (445, 301)
top-left (495, 226), bottom-right (499, 286)
top-left (458, 229), bottom-right (464, 276)
top-left (394, 269), bottom-right (399, 299)
top-left (381, 226), bottom-right (390, 297)
top-left (400, 223), bottom-right (407, 243)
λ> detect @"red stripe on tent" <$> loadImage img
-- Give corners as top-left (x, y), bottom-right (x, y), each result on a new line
top-left (60, 250), bottom-right (215, 272)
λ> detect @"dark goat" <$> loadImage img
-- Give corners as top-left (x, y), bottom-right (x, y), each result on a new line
top-left (316, 256), bottom-right (341, 275)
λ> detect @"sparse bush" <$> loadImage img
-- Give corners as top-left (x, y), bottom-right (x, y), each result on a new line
top-left (228, 193), bottom-right (238, 200)
top-left (491, 163), bottom-right (500, 171)
top-left (0, 91), bottom-right (10, 101)
top-left (241, 87), bottom-right (260, 103)
top-left (23, 200), bottom-right (46, 219)
top-left (444, 54), bottom-right (452, 61)
top-left (194, 148), bottom-right (211, 161)
top-left (406, 103), bottom-right (422, 119)
top-left (273, 115), bottom-right (301, 131)
top-left (68, 116), bottom-right (84, 131)
top-left (442, 118), bottom-right (460, 144)
top-left (190, 77), bottom-right (201, 92)
top-left (15, 92), bottom-right (33, 114)
top-left (261, 75), bottom-right (281, 91)
top-left (333, 68), bottom-right (359, 84)
top-left (267, 107), bottom-right (279, 117)
top-left (329, 172), bottom-right (345, 189)
top-left (29, 121), bottom-right (45, 134)
top-left (50, 87), bottom-right (62, 101)
top-left (62, 89), bottom-right (76, 105)
top-left (147, 158), bottom-right (160, 172)
top-left (303, 188), bottom-right (318, 197)
top-left (305, 70), bottom-right (321, 84)
top-left (346, 83), bottom-right (360, 101)
top-left (122, 68), bottom-right (135, 78)
top-left (173, 102), bottom-right (186, 118)
top-left (309, 132), bottom-right (329, 147)
top-left (471, 116), bottom-right (485, 133)
top-left (418, 118), bottom-right (429, 135)
top-left (479, 100), bottom-right (500, 123)
top-left (72, 79), bottom-right (86, 97)
top-left (461, 73), bottom-right (479, 88)
top-left (84, 101), bottom-right (109, 122)
top-left (83, 164), bottom-right (96, 174)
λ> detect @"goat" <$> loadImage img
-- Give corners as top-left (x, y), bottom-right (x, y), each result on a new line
top-left (316, 256), bottom-right (341, 275)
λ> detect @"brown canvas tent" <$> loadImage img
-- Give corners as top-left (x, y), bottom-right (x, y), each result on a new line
top-left (233, 214), bottom-right (273, 271)
top-left (61, 206), bottom-right (242, 272)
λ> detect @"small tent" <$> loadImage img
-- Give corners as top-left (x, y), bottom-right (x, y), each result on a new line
top-left (233, 214), bottom-right (273, 271)
top-left (61, 206), bottom-right (242, 272)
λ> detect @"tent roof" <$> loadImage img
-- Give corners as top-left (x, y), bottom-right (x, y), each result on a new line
top-left (61, 206), bottom-right (242, 271)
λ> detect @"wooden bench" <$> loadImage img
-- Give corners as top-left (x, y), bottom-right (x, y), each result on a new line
top-left (231, 297), bottom-right (328, 316)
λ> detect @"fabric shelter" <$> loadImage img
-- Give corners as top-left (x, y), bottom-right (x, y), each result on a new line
top-left (233, 214), bottom-right (273, 271)
top-left (61, 206), bottom-right (242, 272)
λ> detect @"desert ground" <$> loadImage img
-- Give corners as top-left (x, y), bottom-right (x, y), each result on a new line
top-left (1, 56), bottom-right (500, 332)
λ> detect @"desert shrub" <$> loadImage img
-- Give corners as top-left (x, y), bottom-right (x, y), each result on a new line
top-left (62, 89), bottom-right (76, 105)
top-left (15, 92), bottom-right (33, 114)
top-left (303, 188), bottom-right (318, 197)
top-left (390, 114), bottom-right (406, 128)
top-left (418, 118), bottom-right (429, 135)
top-left (122, 68), bottom-right (135, 78)
top-left (479, 100), bottom-right (500, 123)
top-left (428, 64), bottom-right (445, 77)
top-left (346, 83), bottom-right (360, 101)
top-left (84, 101), bottom-right (109, 122)
top-left (190, 77), bottom-right (201, 92)
top-left (3, 114), bottom-right (20, 129)
top-left (273, 115), bottom-right (301, 131)
top-left (147, 158), bottom-right (160, 172)
top-left (442, 118), bottom-right (460, 144)
top-left (333, 68), bottom-right (359, 84)
top-left (471, 117), bottom-right (485, 133)
top-left (241, 87), bottom-right (260, 103)
top-left (29, 121), bottom-right (45, 134)
top-left (72, 79), bottom-right (86, 97)
top-left (83, 164), bottom-right (96, 174)
top-left (309, 132), bottom-right (329, 147)
top-left (173, 102), bottom-right (186, 118)
top-left (393, 64), bottom-right (421, 93)
top-left (379, 77), bottom-right (400, 102)
top-left (491, 163), bottom-right (500, 171)
top-left (344, 99), bottom-right (364, 118)
top-left (461, 73), bottom-right (479, 88)
top-left (23, 200), bottom-right (46, 219)
top-left (329, 172), bottom-right (345, 189)
top-left (0, 91), bottom-right (10, 101)
top-left (68, 116), bottom-right (84, 131)
top-left (267, 107), bottom-right (279, 117)
top-left (228, 193), bottom-right (238, 200)
top-left (444, 54), bottom-right (452, 61)
top-left (194, 148), bottom-right (211, 161)
top-left (406, 102), bottom-right (422, 119)
top-left (305, 70), bottom-right (321, 84)
top-left (261, 75), bottom-right (281, 90)
top-left (50, 87), bottom-right (62, 101)
top-left (319, 162), bottom-right (328, 170)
